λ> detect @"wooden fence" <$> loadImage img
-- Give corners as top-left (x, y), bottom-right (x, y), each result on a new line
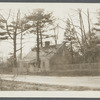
top-left (51, 63), bottom-right (100, 71)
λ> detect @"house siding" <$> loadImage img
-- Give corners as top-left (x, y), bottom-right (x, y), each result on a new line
top-left (49, 46), bottom-right (72, 71)
top-left (18, 61), bottom-right (29, 73)
top-left (41, 59), bottom-right (50, 71)
top-left (28, 63), bottom-right (39, 72)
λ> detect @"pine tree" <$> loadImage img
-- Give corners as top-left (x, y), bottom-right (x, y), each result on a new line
top-left (0, 16), bottom-right (8, 40)
top-left (25, 9), bottom-right (54, 68)
top-left (64, 18), bottom-right (77, 63)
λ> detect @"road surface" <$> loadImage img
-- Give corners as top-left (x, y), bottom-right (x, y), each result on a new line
top-left (1, 74), bottom-right (100, 89)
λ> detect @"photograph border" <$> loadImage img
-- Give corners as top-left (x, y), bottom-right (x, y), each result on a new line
top-left (0, 0), bottom-right (100, 99)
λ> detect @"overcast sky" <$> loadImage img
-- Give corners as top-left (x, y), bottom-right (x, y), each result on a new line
top-left (0, 3), bottom-right (100, 61)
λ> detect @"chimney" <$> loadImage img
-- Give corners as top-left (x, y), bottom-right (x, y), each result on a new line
top-left (45, 41), bottom-right (50, 48)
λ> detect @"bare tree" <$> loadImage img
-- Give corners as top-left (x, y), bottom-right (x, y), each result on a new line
top-left (5, 10), bottom-right (20, 70)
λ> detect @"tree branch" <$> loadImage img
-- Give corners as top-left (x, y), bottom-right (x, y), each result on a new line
top-left (5, 9), bottom-right (14, 40)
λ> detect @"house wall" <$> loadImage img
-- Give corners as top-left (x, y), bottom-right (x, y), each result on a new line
top-left (18, 61), bottom-right (28, 74)
top-left (23, 59), bottom-right (50, 72)
top-left (28, 63), bottom-right (39, 72)
top-left (40, 59), bottom-right (50, 71)
top-left (18, 60), bottom-right (49, 73)
top-left (50, 46), bottom-right (72, 71)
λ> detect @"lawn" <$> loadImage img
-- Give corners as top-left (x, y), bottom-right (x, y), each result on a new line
top-left (0, 79), bottom-right (100, 91)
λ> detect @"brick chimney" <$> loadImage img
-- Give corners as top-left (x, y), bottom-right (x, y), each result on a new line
top-left (45, 41), bottom-right (50, 48)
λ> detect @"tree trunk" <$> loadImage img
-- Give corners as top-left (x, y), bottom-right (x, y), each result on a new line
top-left (70, 40), bottom-right (74, 64)
top-left (20, 27), bottom-right (22, 60)
top-left (54, 28), bottom-right (57, 46)
top-left (87, 9), bottom-right (91, 42)
top-left (36, 22), bottom-right (40, 68)
top-left (40, 29), bottom-right (43, 47)
top-left (13, 33), bottom-right (17, 68)
top-left (79, 9), bottom-right (86, 63)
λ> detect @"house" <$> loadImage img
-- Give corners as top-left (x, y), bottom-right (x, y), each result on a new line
top-left (18, 41), bottom-right (72, 73)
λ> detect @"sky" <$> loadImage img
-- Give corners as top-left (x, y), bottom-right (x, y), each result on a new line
top-left (0, 3), bottom-right (100, 61)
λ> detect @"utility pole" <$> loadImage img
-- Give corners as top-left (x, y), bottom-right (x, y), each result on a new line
top-left (36, 22), bottom-right (40, 69)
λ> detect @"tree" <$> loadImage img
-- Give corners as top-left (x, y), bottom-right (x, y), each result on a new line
top-left (83, 9), bottom-right (100, 63)
top-left (0, 15), bottom-right (8, 40)
top-left (26, 9), bottom-right (53, 46)
top-left (87, 9), bottom-right (91, 42)
top-left (78, 9), bottom-right (89, 63)
top-left (70, 9), bottom-right (91, 63)
top-left (18, 15), bottom-right (29, 60)
top-left (84, 31), bottom-right (100, 62)
top-left (1, 10), bottom-right (28, 70)
top-left (66, 9), bottom-right (94, 63)
top-left (76, 9), bottom-right (100, 63)
top-left (25, 9), bottom-right (54, 68)
top-left (5, 10), bottom-right (21, 69)
top-left (64, 18), bottom-right (78, 63)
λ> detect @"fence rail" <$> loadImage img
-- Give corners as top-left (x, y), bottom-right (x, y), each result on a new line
top-left (51, 63), bottom-right (100, 71)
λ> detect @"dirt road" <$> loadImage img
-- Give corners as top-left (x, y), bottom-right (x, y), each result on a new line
top-left (1, 74), bottom-right (100, 89)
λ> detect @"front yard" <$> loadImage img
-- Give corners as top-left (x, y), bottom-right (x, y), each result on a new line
top-left (0, 79), bottom-right (99, 91)
top-left (1, 75), bottom-right (100, 91)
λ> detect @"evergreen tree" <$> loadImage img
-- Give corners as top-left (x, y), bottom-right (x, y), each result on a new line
top-left (25, 8), bottom-right (54, 68)
top-left (64, 18), bottom-right (77, 63)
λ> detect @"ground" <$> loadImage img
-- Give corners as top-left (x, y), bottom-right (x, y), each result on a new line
top-left (1, 74), bottom-right (100, 91)
top-left (0, 80), bottom-right (95, 91)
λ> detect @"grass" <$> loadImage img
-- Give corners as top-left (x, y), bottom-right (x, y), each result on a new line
top-left (23, 70), bottom-right (100, 76)
top-left (1, 67), bottom-right (100, 76)
top-left (0, 79), bottom-right (100, 91)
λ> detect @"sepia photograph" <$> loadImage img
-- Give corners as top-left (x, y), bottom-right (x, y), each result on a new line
top-left (0, 3), bottom-right (100, 97)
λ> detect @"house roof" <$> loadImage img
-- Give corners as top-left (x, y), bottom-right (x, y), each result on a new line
top-left (23, 44), bottom-right (64, 62)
